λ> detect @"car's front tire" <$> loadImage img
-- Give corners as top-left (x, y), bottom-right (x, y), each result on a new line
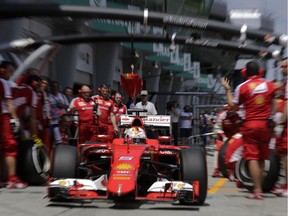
top-left (180, 146), bottom-right (207, 205)
top-left (51, 144), bottom-right (78, 178)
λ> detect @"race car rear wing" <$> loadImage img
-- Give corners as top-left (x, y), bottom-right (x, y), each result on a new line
top-left (119, 114), bottom-right (171, 129)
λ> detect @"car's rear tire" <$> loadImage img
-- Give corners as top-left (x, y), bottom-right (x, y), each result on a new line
top-left (180, 146), bottom-right (207, 205)
top-left (51, 144), bottom-right (78, 178)
top-left (17, 140), bottom-right (50, 185)
top-left (235, 149), bottom-right (280, 192)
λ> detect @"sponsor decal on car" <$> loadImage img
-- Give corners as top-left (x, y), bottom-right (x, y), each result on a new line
top-left (115, 171), bottom-right (131, 174)
top-left (119, 156), bottom-right (134, 160)
top-left (59, 180), bottom-right (67, 186)
top-left (113, 176), bottom-right (131, 180)
top-left (115, 163), bottom-right (134, 170)
top-left (146, 117), bottom-right (170, 122)
top-left (159, 150), bottom-right (174, 155)
top-left (89, 149), bottom-right (110, 153)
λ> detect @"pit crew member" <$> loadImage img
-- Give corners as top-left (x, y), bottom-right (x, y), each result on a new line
top-left (0, 60), bottom-right (27, 189)
top-left (68, 85), bottom-right (99, 144)
top-left (109, 92), bottom-right (127, 138)
top-left (272, 58), bottom-right (288, 197)
top-left (12, 74), bottom-right (41, 139)
top-left (221, 60), bottom-right (276, 200)
top-left (91, 84), bottom-right (118, 138)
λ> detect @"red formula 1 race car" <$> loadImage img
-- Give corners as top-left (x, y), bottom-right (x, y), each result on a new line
top-left (48, 109), bottom-right (208, 205)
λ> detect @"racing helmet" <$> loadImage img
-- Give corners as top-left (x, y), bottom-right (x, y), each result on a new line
top-left (125, 127), bottom-right (146, 144)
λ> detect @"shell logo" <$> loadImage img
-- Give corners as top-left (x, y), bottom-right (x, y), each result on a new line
top-left (255, 95), bottom-right (264, 104)
top-left (115, 163), bottom-right (134, 170)
top-left (249, 83), bottom-right (257, 89)
top-left (59, 180), bottom-right (67, 186)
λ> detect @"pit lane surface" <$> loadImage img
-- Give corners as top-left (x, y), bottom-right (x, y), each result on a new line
top-left (0, 151), bottom-right (286, 216)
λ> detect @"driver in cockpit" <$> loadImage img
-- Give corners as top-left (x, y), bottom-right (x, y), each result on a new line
top-left (125, 127), bottom-right (146, 144)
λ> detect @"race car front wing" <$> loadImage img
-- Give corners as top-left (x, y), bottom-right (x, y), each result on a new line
top-left (48, 176), bottom-right (200, 203)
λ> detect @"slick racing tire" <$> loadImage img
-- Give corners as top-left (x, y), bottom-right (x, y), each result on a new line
top-left (218, 139), bottom-right (230, 178)
top-left (51, 144), bottom-right (78, 178)
top-left (17, 140), bottom-right (50, 185)
top-left (235, 149), bottom-right (280, 192)
top-left (180, 146), bottom-right (207, 205)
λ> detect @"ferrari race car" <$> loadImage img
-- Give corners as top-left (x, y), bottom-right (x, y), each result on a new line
top-left (48, 109), bottom-right (208, 205)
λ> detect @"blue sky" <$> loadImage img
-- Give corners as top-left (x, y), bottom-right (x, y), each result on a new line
top-left (226, 0), bottom-right (287, 34)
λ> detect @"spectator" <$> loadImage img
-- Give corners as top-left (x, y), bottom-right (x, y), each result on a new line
top-left (199, 110), bottom-right (210, 146)
top-left (166, 101), bottom-right (181, 146)
top-left (48, 81), bottom-right (69, 147)
top-left (68, 85), bottom-right (99, 144)
top-left (135, 90), bottom-right (158, 138)
top-left (221, 60), bottom-right (276, 200)
top-left (180, 105), bottom-right (193, 145)
top-left (126, 97), bottom-right (135, 109)
top-left (135, 90), bottom-right (157, 115)
top-left (92, 84), bottom-right (118, 138)
top-left (38, 76), bottom-right (52, 153)
top-left (63, 86), bottom-right (74, 103)
top-left (0, 60), bottom-right (27, 189)
top-left (209, 107), bottom-right (219, 125)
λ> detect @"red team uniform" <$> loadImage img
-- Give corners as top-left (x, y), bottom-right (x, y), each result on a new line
top-left (110, 102), bottom-right (127, 137)
top-left (12, 84), bottom-right (38, 128)
top-left (232, 76), bottom-right (276, 161)
top-left (275, 82), bottom-right (288, 155)
top-left (113, 103), bottom-right (127, 124)
top-left (224, 133), bottom-right (243, 170)
top-left (91, 95), bottom-right (115, 135)
top-left (0, 78), bottom-right (17, 157)
top-left (69, 97), bottom-right (98, 144)
top-left (212, 106), bottom-right (242, 177)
